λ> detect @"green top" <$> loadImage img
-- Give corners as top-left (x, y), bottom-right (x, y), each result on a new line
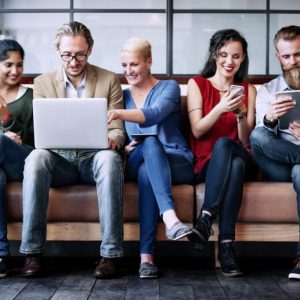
top-left (1, 87), bottom-right (34, 147)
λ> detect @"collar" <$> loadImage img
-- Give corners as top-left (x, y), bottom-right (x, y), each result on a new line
top-left (62, 68), bottom-right (87, 89)
top-left (279, 74), bottom-right (298, 91)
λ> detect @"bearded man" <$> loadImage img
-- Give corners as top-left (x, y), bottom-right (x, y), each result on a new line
top-left (250, 25), bottom-right (300, 280)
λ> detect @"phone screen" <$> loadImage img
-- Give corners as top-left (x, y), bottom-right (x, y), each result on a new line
top-left (230, 85), bottom-right (244, 96)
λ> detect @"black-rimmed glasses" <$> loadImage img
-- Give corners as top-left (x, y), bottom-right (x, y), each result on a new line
top-left (59, 50), bottom-right (89, 62)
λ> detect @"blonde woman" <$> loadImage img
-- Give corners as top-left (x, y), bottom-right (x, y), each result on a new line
top-left (108, 38), bottom-right (194, 278)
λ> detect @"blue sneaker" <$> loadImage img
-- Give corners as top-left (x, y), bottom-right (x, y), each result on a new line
top-left (0, 257), bottom-right (8, 278)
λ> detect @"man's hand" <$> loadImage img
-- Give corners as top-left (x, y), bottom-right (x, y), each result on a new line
top-left (108, 138), bottom-right (120, 150)
top-left (289, 120), bottom-right (300, 140)
top-left (4, 131), bottom-right (22, 144)
top-left (266, 96), bottom-right (296, 122)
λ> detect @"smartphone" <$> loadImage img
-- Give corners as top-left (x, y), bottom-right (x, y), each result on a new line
top-left (230, 85), bottom-right (244, 96)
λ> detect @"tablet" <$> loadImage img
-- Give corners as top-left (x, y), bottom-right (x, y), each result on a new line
top-left (277, 90), bottom-right (300, 130)
top-left (131, 133), bottom-right (157, 139)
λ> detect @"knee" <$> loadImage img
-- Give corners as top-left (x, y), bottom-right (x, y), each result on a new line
top-left (213, 137), bottom-right (234, 153)
top-left (0, 134), bottom-right (12, 153)
top-left (292, 165), bottom-right (300, 191)
top-left (250, 127), bottom-right (267, 147)
top-left (93, 150), bottom-right (122, 173)
top-left (24, 149), bottom-right (53, 174)
top-left (142, 136), bottom-right (161, 153)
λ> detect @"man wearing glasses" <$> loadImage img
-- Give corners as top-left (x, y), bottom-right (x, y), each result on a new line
top-left (19, 21), bottom-right (125, 278)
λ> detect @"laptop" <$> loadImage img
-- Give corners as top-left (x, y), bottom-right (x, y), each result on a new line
top-left (33, 98), bottom-right (108, 149)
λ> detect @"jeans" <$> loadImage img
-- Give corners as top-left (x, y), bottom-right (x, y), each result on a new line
top-left (20, 148), bottom-right (124, 258)
top-left (195, 137), bottom-right (251, 241)
top-left (125, 136), bottom-right (194, 254)
top-left (0, 135), bottom-right (32, 257)
top-left (250, 126), bottom-right (300, 256)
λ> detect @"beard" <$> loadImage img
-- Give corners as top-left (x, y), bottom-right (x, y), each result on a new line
top-left (282, 64), bottom-right (300, 89)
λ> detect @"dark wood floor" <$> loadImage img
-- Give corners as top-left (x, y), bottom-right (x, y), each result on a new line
top-left (1, 256), bottom-right (300, 300)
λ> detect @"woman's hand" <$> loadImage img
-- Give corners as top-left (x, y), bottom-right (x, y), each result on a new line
top-left (125, 139), bottom-right (140, 155)
top-left (4, 131), bottom-right (22, 144)
top-left (107, 110), bottom-right (121, 124)
top-left (217, 91), bottom-right (244, 114)
top-left (0, 96), bottom-right (9, 121)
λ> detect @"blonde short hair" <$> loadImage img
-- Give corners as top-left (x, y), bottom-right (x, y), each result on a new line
top-left (54, 21), bottom-right (94, 50)
top-left (121, 37), bottom-right (152, 60)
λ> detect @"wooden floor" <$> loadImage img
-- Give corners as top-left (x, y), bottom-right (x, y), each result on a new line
top-left (0, 256), bottom-right (299, 300)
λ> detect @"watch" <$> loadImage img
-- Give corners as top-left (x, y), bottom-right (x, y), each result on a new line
top-left (263, 115), bottom-right (278, 128)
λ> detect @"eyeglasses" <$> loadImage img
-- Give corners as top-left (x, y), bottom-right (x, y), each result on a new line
top-left (59, 50), bottom-right (89, 62)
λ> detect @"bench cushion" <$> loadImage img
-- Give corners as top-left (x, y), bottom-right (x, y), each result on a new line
top-left (6, 182), bottom-right (194, 223)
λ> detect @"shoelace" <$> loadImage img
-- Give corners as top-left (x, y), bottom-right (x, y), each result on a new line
top-left (293, 257), bottom-right (300, 268)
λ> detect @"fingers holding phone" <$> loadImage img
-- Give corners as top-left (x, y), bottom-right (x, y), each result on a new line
top-left (271, 94), bottom-right (296, 119)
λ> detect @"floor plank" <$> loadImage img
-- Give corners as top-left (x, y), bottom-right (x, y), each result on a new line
top-left (0, 257), bottom-right (299, 299)
top-left (89, 277), bottom-right (127, 300)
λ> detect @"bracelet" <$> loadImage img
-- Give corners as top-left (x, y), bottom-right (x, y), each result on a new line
top-left (1, 113), bottom-right (12, 124)
top-left (188, 107), bottom-right (203, 113)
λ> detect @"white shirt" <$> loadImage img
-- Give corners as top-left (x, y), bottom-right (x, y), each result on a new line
top-left (62, 69), bottom-right (86, 98)
top-left (255, 75), bottom-right (300, 144)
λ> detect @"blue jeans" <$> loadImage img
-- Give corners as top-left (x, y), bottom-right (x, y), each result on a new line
top-left (250, 126), bottom-right (300, 256)
top-left (20, 148), bottom-right (124, 258)
top-left (0, 134), bottom-right (32, 257)
top-left (125, 136), bottom-right (194, 254)
top-left (195, 137), bottom-right (252, 241)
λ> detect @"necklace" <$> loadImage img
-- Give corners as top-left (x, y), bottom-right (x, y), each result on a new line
top-left (211, 83), bottom-right (229, 93)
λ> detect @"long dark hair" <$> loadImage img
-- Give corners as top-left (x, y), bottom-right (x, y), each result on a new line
top-left (201, 29), bottom-right (249, 82)
top-left (0, 39), bottom-right (24, 61)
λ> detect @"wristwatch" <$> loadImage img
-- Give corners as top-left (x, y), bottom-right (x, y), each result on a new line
top-left (263, 115), bottom-right (278, 128)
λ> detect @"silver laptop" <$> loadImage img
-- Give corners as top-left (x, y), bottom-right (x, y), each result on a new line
top-left (33, 98), bottom-right (108, 149)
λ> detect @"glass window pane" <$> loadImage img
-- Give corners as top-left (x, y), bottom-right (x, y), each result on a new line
top-left (270, 0), bottom-right (300, 10)
top-left (173, 14), bottom-right (266, 75)
top-left (1, 0), bottom-right (69, 9)
top-left (174, 0), bottom-right (266, 10)
top-left (74, 0), bottom-right (165, 9)
top-left (0, 13), bottom-right (69, 74)
top-left (269, 14), bottom-right (300, 75)
top-left (74, 13), bottom-right (166, 74)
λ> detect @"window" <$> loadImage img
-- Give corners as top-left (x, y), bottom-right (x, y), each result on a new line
top-left (0, 0), bottom-right (299, 76)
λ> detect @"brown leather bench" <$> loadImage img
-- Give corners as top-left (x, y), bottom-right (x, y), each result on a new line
top-left (6, 84), bottom-right (299, 265)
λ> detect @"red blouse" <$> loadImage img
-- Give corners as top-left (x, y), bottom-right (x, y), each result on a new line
top-left (189, 76), bottom-right (248, 174)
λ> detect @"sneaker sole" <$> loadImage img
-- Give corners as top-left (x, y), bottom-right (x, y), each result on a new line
top-left (288, 273), bottom-right (300, 279)
top-left (0, 272), bottom-right (7, 278)
top-left (169, 229), bottom-right (192, 241)
top-left (221, 271), bottom-right (243, 277)
top-left (187, 228), bottom-right (207, 244)
top-left (139, 274), bottom-right (159, 279)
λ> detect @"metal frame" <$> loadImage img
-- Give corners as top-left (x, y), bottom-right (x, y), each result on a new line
top-left (0, 0), bottom-right (299, 76)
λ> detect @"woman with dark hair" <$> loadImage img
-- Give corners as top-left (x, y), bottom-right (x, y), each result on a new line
top-left (0, 39), bottom-right (33, 277)
top-left (187, 29), bottom-right (256, 276)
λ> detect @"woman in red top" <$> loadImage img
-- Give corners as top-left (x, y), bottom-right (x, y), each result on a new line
top-left (187, 29), bottom-right (256, 276)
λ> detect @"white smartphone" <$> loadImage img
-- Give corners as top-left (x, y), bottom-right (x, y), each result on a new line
top-left (230, 85), bottom-right (244, 96)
